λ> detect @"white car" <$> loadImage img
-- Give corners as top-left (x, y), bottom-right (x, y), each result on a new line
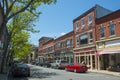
top-left (51, 60), bottom-right (68, 69)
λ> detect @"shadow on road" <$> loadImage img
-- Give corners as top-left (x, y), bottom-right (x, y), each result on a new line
top-left (30, 67), bottom-right (59, 79)
top-left (12, 76), bottom-right (28, 80)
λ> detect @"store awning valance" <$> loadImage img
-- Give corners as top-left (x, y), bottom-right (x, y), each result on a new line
top-left (97, 49), bottom-right (120, 55)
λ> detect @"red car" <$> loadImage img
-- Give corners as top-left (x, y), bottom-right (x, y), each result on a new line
top-left (65, 63), bottom-right (88, 73)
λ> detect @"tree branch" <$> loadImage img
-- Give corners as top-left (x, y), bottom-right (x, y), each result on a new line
top-left (6, 0), bottom-right (17, 17)
top-left (7, 0), bottom-right (34, 21)
top-left (5, 0), bottom-right (8, 14)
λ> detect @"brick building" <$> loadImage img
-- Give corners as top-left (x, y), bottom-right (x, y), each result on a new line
top-left (73, 5), bottom-right (112, 70)
top-left (38, 31), bottom-right (74, 64)
top-left (38, 37), bottom-right (54, 63)
top-left (54, 31), bottom-right (74, 63)
top-left (96, 10), bottom-right (120, 71)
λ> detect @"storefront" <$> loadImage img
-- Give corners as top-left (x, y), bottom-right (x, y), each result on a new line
top-left (96, 39), bottom-right (120, 71)
top-left (74, 45), bottom-right (97, 70)
top-left (61, 50), bottom-right (74, 64)
top-left (97, 50), bottom-right (120, 71)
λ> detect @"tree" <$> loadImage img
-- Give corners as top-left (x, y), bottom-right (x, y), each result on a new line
top-left (7, 11), bottom-right (37, 63)
top-left (0, 0), bottom-right (56, 73)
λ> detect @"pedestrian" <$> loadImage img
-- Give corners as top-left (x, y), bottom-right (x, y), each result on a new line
top-left (81, 61), bottom-right (86, 65)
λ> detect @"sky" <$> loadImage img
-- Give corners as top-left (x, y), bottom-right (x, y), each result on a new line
top-left (29, 0), bottom-right (120, 46)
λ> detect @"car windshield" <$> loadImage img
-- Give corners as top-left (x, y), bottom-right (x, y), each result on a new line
top-left (16, 63), bottom-right (28, 68)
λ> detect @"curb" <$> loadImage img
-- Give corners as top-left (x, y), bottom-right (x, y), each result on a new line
top-left (88, 70), bottom-right (120, 77)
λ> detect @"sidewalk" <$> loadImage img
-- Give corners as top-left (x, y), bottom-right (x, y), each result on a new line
top-left (0, 73), bottom-right (7, 80)
top-left (88, 70), bottom-right (120, 77)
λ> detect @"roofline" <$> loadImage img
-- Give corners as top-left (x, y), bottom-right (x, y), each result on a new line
top-left (54, 31), bottom-right (74, 41)
top-left (73, 5), bottom-right (97, 23)
top-left (38, 36), bottom-right (53, 41)
top-left (96, 9), bottom-right (120, 24)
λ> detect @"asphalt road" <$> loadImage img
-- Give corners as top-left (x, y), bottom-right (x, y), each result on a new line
top-left (12, 64), bottom-right (120, 80)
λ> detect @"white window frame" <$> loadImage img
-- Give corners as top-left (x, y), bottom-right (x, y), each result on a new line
top-left (66, 39), bottom-right (71, 48)
top-left (88, 14), bottom-right (92, 25)
top-left (76, 22), bottom-right (79, 32)
top-left (100, 25), bottom-right (105, 39)
top-left (76, 35), bottom-right (79, 47)
top-left (81, 18), bottom-right (85, 29)
top-left (89, 31), bottom-right (93, 44)
top-left (109, 21), bottom-right (115, 37)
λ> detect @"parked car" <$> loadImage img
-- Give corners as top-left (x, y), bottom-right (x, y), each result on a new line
top-left (43, 61), bottom-right (52, 68)
top-left (31, 61), bottom-right (35, 65)
top-left (11, 63), bottom-right (30, 77)
top-left (38, 62), bottom-right (44, 66)
top-left (65, 63), bottom-right (88, 73)
top-left (51, 60), bottom-right (68, 69)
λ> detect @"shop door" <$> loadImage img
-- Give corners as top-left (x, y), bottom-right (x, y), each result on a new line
top-left (103, 54), bottom-right (109, 70)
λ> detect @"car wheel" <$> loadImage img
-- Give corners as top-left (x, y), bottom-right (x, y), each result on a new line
top-left (27, 73), bottom-right (30, 77)
top-left (74, 69), bottom-right (77, 73)
top-left (56, 65), bottom-right (59, 69)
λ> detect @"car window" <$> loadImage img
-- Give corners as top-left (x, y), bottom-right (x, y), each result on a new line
top-left (17, 63), bottom-right (28, 68)
top-left (69, 63), bottom-right (73, 66)
top-left (61, 61), bottom-right (67, 63)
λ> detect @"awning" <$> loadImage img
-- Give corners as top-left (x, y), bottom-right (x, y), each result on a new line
top-left (97, 49), bottom-right (120, 55)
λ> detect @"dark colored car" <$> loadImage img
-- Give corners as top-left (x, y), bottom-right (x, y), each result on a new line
top-left (65, 63), bottom-right (88, 73)
top-left (43, 61), bottom-right (52, 68)
top-left (11, 63), bottom-right (30, 77)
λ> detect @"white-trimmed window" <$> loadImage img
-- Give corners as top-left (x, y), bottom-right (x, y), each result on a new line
top-left (88, 14), bottom-right (92, 25)
top-left (81, 19), bottom-right (85, 29)
top-left (100, 25), bottom-right (105, 38)
top-left (76, 22), bottom-right (79, 32)
top-left (56, 42), bottom-right (62, 49)
top-left (109, 22), bottom-right (115, 36)
top-left (66, 39), bottom-right (71, 48)
top-left (79, 33), bottom-right (88, 45)
top-left (89, 32), bottom-right (93, 43)
top-left (76, 35), bottom-right (79, 47)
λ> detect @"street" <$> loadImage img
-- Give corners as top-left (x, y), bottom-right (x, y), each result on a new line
top-left (11, 64), bottom-right (120, 80)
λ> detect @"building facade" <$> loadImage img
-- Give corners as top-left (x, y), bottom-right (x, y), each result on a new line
top-left (41, 39), bottom-right (54, 62)
top-left (38, 37), bottom-right (54, 63)
top-left (73, 5), bottom-right (112, 70)
top-left (96, 10), bottom-right (120, 71)
top-left (54, 31), bottom-right (74, 64)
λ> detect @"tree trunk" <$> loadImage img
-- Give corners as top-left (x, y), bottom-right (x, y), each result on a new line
top-left (0, 22), bottom-right (10, 73)
top-left (0, 38), bottom-right (9, 73)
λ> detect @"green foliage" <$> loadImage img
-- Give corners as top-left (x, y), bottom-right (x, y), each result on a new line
top-left (0, 0), bottom-right (56, 72)
top-left (8, 11), bottom-right (39, 59)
